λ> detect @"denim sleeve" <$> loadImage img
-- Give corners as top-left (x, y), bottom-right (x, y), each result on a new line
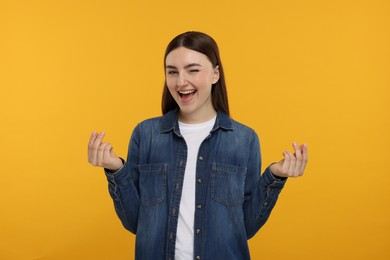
top-left (104, 125), bottom-right (141, 234)
top-left (243, 131), bottom-right (287, 239)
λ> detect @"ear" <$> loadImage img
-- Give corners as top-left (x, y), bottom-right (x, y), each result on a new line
top-left (212, 65), bottom-right (220, 84)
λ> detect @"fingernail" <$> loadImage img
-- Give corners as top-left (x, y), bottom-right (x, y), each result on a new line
top-left (92, 131), bottom-right (97, 136)
top-left (100, 132), bottom-right (105, 136)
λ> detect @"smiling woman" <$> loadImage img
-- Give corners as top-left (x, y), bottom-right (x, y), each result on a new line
top-left (165, 47), bottom-right (220, 123)
top-left (162, 32), bottom-right (230, 121)
top-left (87, 31), bottom-right (308, 260)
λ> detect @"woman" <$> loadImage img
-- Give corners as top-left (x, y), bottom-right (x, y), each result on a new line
top-left (88, 31), bottom-right (308, 260)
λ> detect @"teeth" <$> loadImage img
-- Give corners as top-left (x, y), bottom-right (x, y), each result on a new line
top-left (179, 90), bottom-right (196, 95)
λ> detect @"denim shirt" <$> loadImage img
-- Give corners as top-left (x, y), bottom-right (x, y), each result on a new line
top-left (105, 109), bottom-right (286, 260)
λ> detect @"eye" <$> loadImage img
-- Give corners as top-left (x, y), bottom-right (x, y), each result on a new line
top-left (189, 69), bottom-right (199, 73)
top-left (167, 70), bottom-right (177, 75)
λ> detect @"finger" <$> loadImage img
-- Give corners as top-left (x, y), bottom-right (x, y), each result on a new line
top-left (102, 143), bottom-right (113, 165)
top-left (88, 132), bottom-right (100, 165)
top-left (281, 151), bottom-right (290, 175)
top-left (300, 144), bottom-right (308, 174)
top-left (88, 131), bottom-right (97, 163)
top-left (97, 142), bottom-right (109, 166)
top-left (88, 131), bottom-right (97, 151)
top-left (93, 132), bottom-right (105, 148)
top-left (89, 132), bottom-right (105, 165)
top-left (285, 150), bottom-right (296, 177)
top-left (292, 142), bottom-right (303, 176)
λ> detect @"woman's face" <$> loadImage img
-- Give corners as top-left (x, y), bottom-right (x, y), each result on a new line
top-left (165, 47), bottom-right (220, 123)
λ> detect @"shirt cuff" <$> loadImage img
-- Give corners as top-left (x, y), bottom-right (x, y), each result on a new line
top-left (104, 157), bottom-right (125, 174)
top-left (104, 158), bottom-right (127, 183)
top-left (261, 166), bottom-right (287, 188)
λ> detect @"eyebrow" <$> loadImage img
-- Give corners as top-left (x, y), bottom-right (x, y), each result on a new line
top-left (165, 63), bottom-right (202, 69)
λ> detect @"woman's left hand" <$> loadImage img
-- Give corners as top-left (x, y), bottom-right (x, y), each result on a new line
top-left (270, 142), bottom-right (308, 178)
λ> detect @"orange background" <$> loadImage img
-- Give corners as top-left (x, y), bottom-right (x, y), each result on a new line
top-left (1, 0), bottom-right (389, 259)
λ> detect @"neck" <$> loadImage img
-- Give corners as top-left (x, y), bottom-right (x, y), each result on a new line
top-left (178, 109), bottom-right (217, 124)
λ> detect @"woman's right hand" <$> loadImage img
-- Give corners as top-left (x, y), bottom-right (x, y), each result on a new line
top-left (88, 131), bottom-right (123, 172)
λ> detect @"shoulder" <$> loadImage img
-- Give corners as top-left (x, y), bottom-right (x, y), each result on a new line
top-left (129, 116), bottom-right (164, 143)
top-left (139, 115), bottom-right (163, 125)
top-left (231, 118), bottom-right (254, 131)
top-left (134, 110), bottom-right (178, 136)
top-left (216, 111), bottom-right (258, 138)
top-left (230, 118), bottom-right (258, 136)
top-left (136, 116), bottom-right (164, 132)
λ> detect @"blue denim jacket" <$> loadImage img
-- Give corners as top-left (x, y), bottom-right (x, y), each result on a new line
top-left (105, 109), bottom-right (286, 260)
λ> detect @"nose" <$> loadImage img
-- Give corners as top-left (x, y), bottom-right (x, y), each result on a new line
top-left (176, 73), bottom-right (188, 87)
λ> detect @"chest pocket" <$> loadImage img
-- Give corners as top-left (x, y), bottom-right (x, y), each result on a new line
top-left (138, 163), bottom-right (168, 207)
top-left (211, 163), bottom-right (247, 206)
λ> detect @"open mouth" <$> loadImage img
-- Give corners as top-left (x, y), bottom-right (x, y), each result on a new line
top-left (178, 90), bottom-right (197, 98)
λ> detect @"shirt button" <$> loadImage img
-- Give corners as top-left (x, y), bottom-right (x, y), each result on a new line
top-left (175, 182), bottom-right (181, 190)
top-left (196, 204), bottom-right (202, 209)
top-left (196, 256), bottom-right (201, 260)
top-left (198, 156), bottom-right (204, 160)
top-left (196, 229), bottom-right (201, 234)
top-left (197, 178), bottom-right (203, 184)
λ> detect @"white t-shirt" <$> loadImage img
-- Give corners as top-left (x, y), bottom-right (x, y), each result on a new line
top-left (175, 116), bottom-right (216, 260)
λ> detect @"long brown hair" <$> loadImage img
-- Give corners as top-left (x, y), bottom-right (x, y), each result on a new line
top-left (161, 31), bottom-right (229, 116)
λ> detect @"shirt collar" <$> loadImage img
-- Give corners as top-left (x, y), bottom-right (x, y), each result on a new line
top-left (160, 109), bottom-right (233, 134)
